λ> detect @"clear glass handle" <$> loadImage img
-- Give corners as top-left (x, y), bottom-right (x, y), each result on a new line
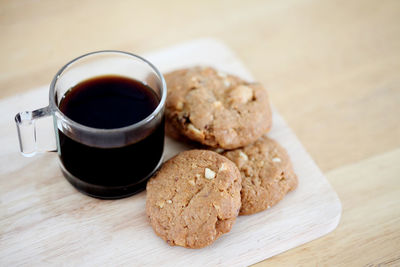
top-left (15, 106), bottom-right (57, 157)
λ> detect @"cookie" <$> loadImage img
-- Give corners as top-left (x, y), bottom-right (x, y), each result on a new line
top-left (165, 118), bottom-right (202, 147)
top-left (146, 149), bottom-right (242, 248)
top-left (223, 136), bottom-right (298, 215)
top-left (165, 67), bottom-right (272, 149)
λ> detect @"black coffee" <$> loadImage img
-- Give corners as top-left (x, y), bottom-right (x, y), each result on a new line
top-left (58, 75), bottom-right (164, 199)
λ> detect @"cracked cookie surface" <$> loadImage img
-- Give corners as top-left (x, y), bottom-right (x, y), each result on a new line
top-left (165, 66), bottom-right (272, 149)
top-left (223, 136), bottom-right (298, 215)
top-left (146, 150), bottom-right (241, 248)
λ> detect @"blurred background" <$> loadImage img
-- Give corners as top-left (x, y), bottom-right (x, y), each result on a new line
top-left (1, 0), bottom-right (399, 265)
top-left (1, 0), bottom-right (399, 172)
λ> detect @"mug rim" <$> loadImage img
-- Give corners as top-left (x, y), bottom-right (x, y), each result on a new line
top-left (49, 50), bottom-right (167, 133)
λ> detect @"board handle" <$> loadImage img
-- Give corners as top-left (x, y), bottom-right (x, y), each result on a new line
top-left (14, 106), bottom-right (57, 157)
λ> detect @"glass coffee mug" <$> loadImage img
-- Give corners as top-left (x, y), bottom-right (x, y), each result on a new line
top-left (14, 51), bottom-right (167, 199)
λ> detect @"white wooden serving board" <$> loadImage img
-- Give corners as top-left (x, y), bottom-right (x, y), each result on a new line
top-left (0, 38), bottom-right (341, 266)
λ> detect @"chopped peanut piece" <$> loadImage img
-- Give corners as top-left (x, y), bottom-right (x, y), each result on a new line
top-left (272, 157), bottom-right (281, 163)
top-left (187, 123), bottom-right (204, 139)
top-left (239, 151), bottom-right (248, 161)
top-left (204, 168), bottom-right (216, 179)
top-left (229, 85), bottom-right (253, 104)
top-left (219, 163), bottom-right (228, 172)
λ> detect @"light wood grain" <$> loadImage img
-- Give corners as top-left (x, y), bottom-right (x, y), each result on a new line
top-left (1, 0), bottom-right (399, 265)
top-left (0, 39), bottom-right (341, 266)
top-left (254, 148), bottom-right (400, 266)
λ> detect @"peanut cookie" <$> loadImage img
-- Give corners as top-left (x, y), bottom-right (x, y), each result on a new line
top-left (165, 67), bottom-right (272, 149)
top-left (146, 150), bottom-right (242, 248)
top-left (223, 136), bottom-right (297, 215)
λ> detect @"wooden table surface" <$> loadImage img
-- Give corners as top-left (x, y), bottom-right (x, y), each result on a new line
top-left (1, 0), bottom-right (399, 266)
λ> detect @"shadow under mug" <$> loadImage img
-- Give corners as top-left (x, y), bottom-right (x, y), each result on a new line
top-left (14, 51), bottom-right (167, 199)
